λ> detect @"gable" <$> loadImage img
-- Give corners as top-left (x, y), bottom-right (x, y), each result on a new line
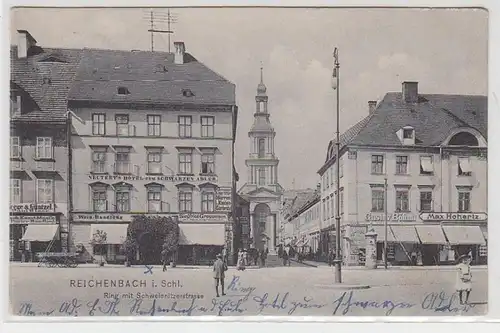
top-left (247, 187), bottom-right (281, 199)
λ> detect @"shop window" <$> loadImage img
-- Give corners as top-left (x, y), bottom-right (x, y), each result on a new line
top-left (114, 147), bottom-right (131, 174)
top-left (115, 114), bottom-right (129, 136)
top-left (36, 179), bottom-right (53, 203)
top-left (396, 156), bottom-right (408, 174)
top-left (201, 116), bottom-right (214, 137)
top-left (420, 191), bottom-right (433, 212)
top-left (178, 151), bottom-right (193, 174)
top-left (458, 191), bottom-right (471, 212)
top-left (147, 149), bottom-right (162, 174)
top-left (458, 157), bottom-right (472, 176)
top-left (420, 156), bottom-right (433, 175)
top-left (147, 115), bottom-right (161, 136)
top-left (201, 190), bottom-right (215, 212)
top-left (11, 136), bottom-right (20, 159)
top-left (36, 137), bottom-right (53, 159)
top-left (201, 152), bottom-right (215, 174)
top-left (371, 155), bottom-right (384, 174)
top-left (479, 244), bottom-right (487, 257)
top-left (371, 189), bottom-right (384, 212)
top-left (395, 189), bottom-right (409, 212)
top-left (178, 188), bottom-right (193, 212)
top-left (91, 147), bottom-right (107, 173)
top-left (178, 116), bottom-right (192, 138)
top-left (10, 179), bottom-right (21, 204)
top-left (91, 185), bottom-right (108, 212)
top-left (92, 113), bottom-right (106, 135)
top-left (115, 186), bottom-right (130, 212)
top-left (147, 188), bottom-right (162, 213)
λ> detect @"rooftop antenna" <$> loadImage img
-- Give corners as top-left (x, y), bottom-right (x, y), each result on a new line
top-left (145, 9), bottom-right (177, 52)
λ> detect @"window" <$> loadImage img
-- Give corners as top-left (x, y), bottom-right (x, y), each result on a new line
top-left (92, 114), bottom-right (106, 135)
top-left (201, 152), bottom-right (215, 174)
top-left (403, 128), bottom-right (413, 139)
top-left (115, 186), bottom-right (130, 212)
top-left (395, 189), bottom-right (410, 212)
top-left (115, 114), bottom-right (129, 136)
top-left (179, 116), bottom-right (192, 138)
top-left (331, 166), bottom-right (334, 185)
top-left (322, 201), bottom-right (325, 221)
top-left (327, 197), bottom-right (331, 218)
top-left (11, 137), bottom-right (20, 159)
top-left (36, 179), bottom-right (53, 203)
top-left (458, 191), bottom-right (471, 212)
top-left (10, 93), bottom-right (21, 116)
top-left (91, 147), bottom-right (107, 173)
top-left (115, 147), bottom-right (131, 174)
top-left (371, 155), bottom-right (384, 174)
top-left (420, 156), bottom-right (433, 175)
top-left (147, 115), bottom-right (161, 136)
top-left (91, 185), bottom-right (107, 212)
top-left (259, 101), bottom-right (265, 112)
top-left (147, 188), bottom-right (162, 213)
top-left (10, 179), bottom-right (21, 204)
top-left (420, 191), bottom-right (433, 212)
top-left (371, 189), bottom-right (384, 212)
top-left (326, 171), bottom-right (330, 188)
top-left (36, 137), bottom-right (52, 159)
top-left (258, 138), bottom-right (265, 158)
top-left (201, 191), bottom-right (215, 212)
top-left (258, 167), bottom-right (266, 185)
top-left (147, 149), bottom-right (162, 174)
top-left (178, 152), bottom-right (193, 174)
top-left (179, 188), bottom-right (193, 212)
top-left (458, 157), bottom-right (472, 176)
top-left (117, 87), bottom-right (130, 95)
top-left (396, 156), bottom-right (408, 174)
top-left (201, 116), bottom-right (215, 137)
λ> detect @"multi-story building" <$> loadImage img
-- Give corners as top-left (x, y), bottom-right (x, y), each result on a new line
top-left (238, 68), bottom-right (283, 252)
top-left (278, 188), bottom-right (316, 246)
top-left (9, 30), bottom-right (79, 260)
top-left (317, 81), bottom-right (487, 266)
top-left (67, 43), bottom-right (238, 265)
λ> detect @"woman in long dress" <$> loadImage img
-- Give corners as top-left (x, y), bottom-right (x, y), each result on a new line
top-left (236, 249), bottom-right (246, 271)
top-left (456, 254), bottom-right (472, 304)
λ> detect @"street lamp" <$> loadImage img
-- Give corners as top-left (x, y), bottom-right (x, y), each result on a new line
top-left (331, 47), bottom-right (342, 283)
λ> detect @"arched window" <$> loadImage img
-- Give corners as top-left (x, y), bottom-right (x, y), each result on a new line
top-left (259, 101), bottom-right (265, 112)
top-left (254, 203), bottom-right (271, 234)
top-left (258, 138), bottom-right (266, 158)
top-left (448, 132), bottom-right (479, 146)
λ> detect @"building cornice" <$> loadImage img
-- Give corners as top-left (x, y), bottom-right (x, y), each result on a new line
top-left (69, 100), bottom-right (235, 112)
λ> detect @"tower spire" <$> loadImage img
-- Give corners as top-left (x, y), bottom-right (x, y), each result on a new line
top-left (260, 61), bottom-right (264, 84)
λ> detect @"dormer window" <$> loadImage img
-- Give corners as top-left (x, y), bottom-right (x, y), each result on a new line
top-left (403, 128), bottom-right (414, 139)
top-left (182, 89), bottom-right (195, 97)
top-left (117, 87), bottom-right (130, 95)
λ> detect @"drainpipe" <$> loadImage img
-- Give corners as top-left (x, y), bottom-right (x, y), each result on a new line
top-left (66, 111), bottom-right (73, 252)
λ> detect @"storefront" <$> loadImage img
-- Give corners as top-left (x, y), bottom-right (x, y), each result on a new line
top-left (177, 223), bottom-right (226, 265)
top-left (10, 203), bottom-right (62, 262)
top-left (89, 224), bottom-right (128, 263)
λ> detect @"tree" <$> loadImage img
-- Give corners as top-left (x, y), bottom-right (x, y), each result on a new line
top-left (126, 215), bottom-right (179, 264)
top-left (89, 230), bottom-right (107, 266)
top-left (121, 238), bottom-right (137, 267)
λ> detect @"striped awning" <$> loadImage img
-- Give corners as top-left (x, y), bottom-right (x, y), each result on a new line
top-left (415, 225), bottom-right (447, 244)
top-left (442, 225), bottom-right (486, 245)
top-left (390, 225), bottom-right (419, 243)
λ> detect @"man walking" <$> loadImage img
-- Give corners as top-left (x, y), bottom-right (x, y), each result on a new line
top-left (161, 248), bottom-right (168, 272)
top-left (213, 254), bottom-right (227, 297)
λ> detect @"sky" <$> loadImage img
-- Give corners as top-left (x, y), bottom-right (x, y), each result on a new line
top-left (10, 7), bottom-right (488, 190)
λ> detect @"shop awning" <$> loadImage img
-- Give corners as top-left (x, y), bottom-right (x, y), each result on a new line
top-left (415, 225), bottom-right (446, 244)
top-left (21, 225), bottom-right (59, 242)
top-left (480, 225), bottom-right (488, 240)
top-left (179, 223), bottom-right (225, 246)
top-left (90, 224), bottom-right (128, 244)
top-left (372, 226), bottom-right (396, 242)
top-left (390, 225), bottom-right (420, 243)
top-left (442, 225), bottom-right (486, 245)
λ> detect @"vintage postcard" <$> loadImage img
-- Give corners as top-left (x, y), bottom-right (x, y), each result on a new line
top-left (8, 6), bottom-right (488, 317)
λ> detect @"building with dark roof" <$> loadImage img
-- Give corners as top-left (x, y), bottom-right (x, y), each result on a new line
top-left (9, 30), bottom-right (80, 261)
top-left (317, 81), bottom-right (487, 266)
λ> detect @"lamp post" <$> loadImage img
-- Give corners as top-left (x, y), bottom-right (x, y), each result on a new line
top-left (331, 47), bottom-right (342, 283)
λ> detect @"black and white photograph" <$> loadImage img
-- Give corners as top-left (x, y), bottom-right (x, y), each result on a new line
top-left (7, 6), bottom-right (488, 317)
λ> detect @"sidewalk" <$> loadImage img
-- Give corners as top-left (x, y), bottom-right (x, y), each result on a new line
top-left (291, 259), bottom-right (488, 270)
top-left (9, 262), bottom-right (261, 270)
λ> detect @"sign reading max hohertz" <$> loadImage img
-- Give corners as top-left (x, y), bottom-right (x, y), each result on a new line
top-left (419, 212), bottom-right (488, 222)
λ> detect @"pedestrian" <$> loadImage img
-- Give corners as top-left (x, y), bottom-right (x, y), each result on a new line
top-left (236, 249), bottom-right (246, 271)
top-left (161, 248), bottom-right (168, 272)
top-left (456, 254), bottom-right (473, 305)
top-left (253, 250), bottom-right (259, 266)
top-left (328, 249), bottom-right (335, 267)
top-left (410, 247), bottom-right (417, 266)
top-left (283, 245), bottom-right (290, 266)
top-left (261, 249), bottom-right (267, 267)
top-left (213, 254), bottom-right (227, 297)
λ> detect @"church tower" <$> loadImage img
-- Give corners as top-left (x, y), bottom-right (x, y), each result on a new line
top-left (239, 65), bottom-right (283, 254)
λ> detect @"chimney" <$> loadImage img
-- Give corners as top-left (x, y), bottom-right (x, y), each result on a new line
top-left (368, 100), bottom-right (377, 114)
top-left (174, 41), bottom-right (185, 65)
top-left (402, 81), bottom-right (418, 103)
top-left (16, 30), bottom-right (37, 59)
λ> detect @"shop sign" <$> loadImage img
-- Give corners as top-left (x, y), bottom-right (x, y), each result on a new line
top-left (88, 174), bottom-right (217, 183)
top-left (179, 213), bottom-right (229, 223)
top-left (10, 203), bottom-right (56, 213)
top-left (216, 187), bottom-right (232, 212)
top-left (365, 212), bottom-right (417, 222)
top-left (419, 212), bottom-right (488, 222)
top-left (73, 212), bottom-right (229, 223)
top-left (10, 215), bottom-right (57, 224)
top-left (74, 213), bottom-right (125, 222)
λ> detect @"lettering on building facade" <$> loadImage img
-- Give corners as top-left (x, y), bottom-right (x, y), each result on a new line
top-left (216, 187), bottom-right (232, 212)
top-left (73, 212), bottom-right (229, 223)
top-left (419, 212), bottom-right (488, 222)
top-left (10, 215), bottom-right (58, 224)
top-left (10, 203), bottom-right (56, 213)
top-left (365, 212), bottom-right (417, 222)
top-left (88, 174), bottom-right (218, 182)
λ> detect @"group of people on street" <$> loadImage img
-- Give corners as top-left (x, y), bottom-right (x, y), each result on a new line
top-left (278, 244), bottom-right (294, 266)
top-left (236, 247), bottom-right (269, 270)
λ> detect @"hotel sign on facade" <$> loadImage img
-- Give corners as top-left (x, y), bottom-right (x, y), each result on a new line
top-left (88, 174), bottom-right (218, 183)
